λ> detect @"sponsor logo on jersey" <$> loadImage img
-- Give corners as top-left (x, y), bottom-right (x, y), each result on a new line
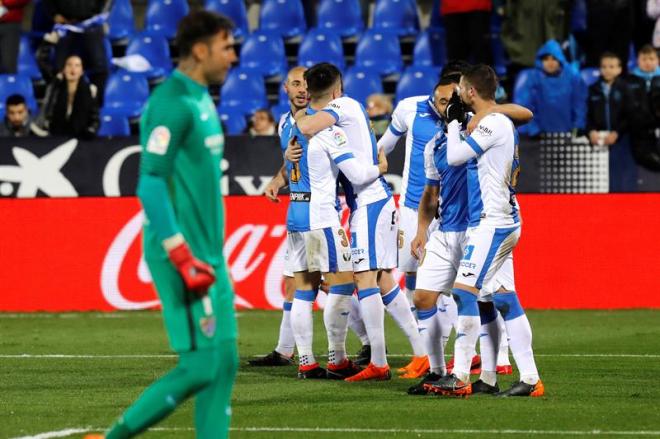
top-left (205, 134), bottom-right (224, 155)
top-left (200, 316), bottom-right (216, 337)
top-left (146, 126), bottom-right (171, 155)
top-left (475, 124), bottom-right (493, 137)
top-left (289, 191), bottom-right (311, 202)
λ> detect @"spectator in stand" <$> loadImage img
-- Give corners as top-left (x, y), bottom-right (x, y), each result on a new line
top-left (514, 40), bottom-right (587, 137)
top-left (36, 54), bottom-right (99, 139)
top-left (441, 0), bottom-right (493, 65)
top-left (627, 44), bottom-right (660, 170)
top-left (366, 93), bottom-right (392, 137)
top-left (500, 0), bottom-right (572, 90)
top-left (648, 0), bottom-right (660, 48)
top-left (42, 0), bottom-right (109, 104)
top-left (0, 0), bottom-right (29, 73)
top-left (248, 109), bottom-right (276, 136)
top-left (0, 94), bottom-right (39, 137)
top-left (586, 52), bottom-right (637, 192)
top-left (584, 0), bottom-right (634, 69)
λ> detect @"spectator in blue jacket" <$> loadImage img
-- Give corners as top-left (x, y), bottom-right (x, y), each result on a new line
top-left (514, 39), bottom-right (587, 136)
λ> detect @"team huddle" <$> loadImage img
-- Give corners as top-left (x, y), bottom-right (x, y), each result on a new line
top-left (255, 60), bottom-right (544, 398)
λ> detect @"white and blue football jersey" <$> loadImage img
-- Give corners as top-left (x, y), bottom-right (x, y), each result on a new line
top-left (322, 96), bottom-right (391, 210)
top-left (447, 113), bottom-right (521, 228)
top-left (379, 96), bottom-right (444, 210)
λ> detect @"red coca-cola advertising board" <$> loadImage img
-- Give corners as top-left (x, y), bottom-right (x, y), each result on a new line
top-left (1, 194), bottom-right (659, 311)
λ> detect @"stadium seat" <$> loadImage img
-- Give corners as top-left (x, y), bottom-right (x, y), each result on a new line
top-left (354, 30), bottom-right (403, 76)
top-left (513, 68), bottom-right (534, 102)
top-left (297, 29), bottom-right (345, 70)
top-left (218, 106), bottom-right (247, 134)
top-left (205, 0), bottom-right (249, 39)
top-left (413, 29), bottom-right (446, 68)
top-left (17, 36), bottom-right (42, 81)
top-left (107, 0), bottom-right (135, 42)
top-left (372, 0), bottom-right (420, 36)
top-left (259, 0), bottom-right (306, 39)
top-left (492, 35), bottom-right (508, 77)
top-left (279, 83), bottom-right (290, 105)
top-left (343, 67), bottom-right (383, 106)
top-left (316, 0), bottom-right (363, 38)
top-left (271, 103), bottom-right (291, 124)
top-left (102, 71), bottom-right (150, 118)
top-left (0, 74), bottom-right (38, 119)
top-left (395, 66), bottom-right (439, 103)
top-left (126, 32), bottom-right (173, 80)
top-left (145, 0), bottom-right (190, 40)
top-left (239, 31), bottom-right (287, 78)
top-left (428, 0), bottom-right (443, 29)
top-left (580, 67), bottom-right (600, 87)
top-left (219, 68), bottom-right (268, 115)
top-left (98, 112), bottom-right (130, 137)
top-left (29, 0), bottom-right (52, 39)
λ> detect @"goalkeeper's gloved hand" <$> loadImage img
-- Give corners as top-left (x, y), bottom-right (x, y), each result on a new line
top-left (445, 90), bottom-right (466, 124)
top-left (166, 239), bottom-right (215, 297)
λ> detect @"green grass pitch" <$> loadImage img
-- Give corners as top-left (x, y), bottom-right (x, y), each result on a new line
top-left (1, 310), bottom-right (660, 438)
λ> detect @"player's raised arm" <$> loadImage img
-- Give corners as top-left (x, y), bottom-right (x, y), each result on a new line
top-left (377, 99), bottom-right (409, 155)
top-left (324, 127), bottom-right (383, 185)
top-left (467, 103), bottom-right (534, 133)
top-left (297, 109), bottom-right (336, 138)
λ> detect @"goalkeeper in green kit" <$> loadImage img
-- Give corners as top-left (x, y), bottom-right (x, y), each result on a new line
top-left (86, 11), bottom-right (238, 439)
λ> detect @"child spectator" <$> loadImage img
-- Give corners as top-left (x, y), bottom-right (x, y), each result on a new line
top-left (587, 52), bottom-right (637, 192)
top-left (35, 54), bottom-right (99, 139)
top-left (249, 109), bottom-right (276, 136)
top-left (366, 93), bottom-right (393, 137)
top-left (514, 39), bottom-right (587, 136)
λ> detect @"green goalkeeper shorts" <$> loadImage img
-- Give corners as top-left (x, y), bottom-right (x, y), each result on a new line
top-left (146, 257), bottom-right (238, 353)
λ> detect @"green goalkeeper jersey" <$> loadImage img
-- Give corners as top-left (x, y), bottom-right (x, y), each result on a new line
top-left (139, 70), bottom-right (226, 266)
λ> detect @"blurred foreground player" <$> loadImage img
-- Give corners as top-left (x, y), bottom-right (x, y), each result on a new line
top-left (85, 11), bottom-right (239, 439)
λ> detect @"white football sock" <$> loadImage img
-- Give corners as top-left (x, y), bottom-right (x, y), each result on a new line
top-left (496, 313), bottom-right (511, 366)
top-left (275, 301), bottom-right (295, 357)
top-left (348, 294), bottom-right (370, 345)
top-left (358, 288), bottom-right (387, 367)
top-left (382, 286), bottom-right (425, 357)
top-left (417, 307), bottom-right (445, 375)
top-left (506, 314), bottom-right (540, 385)
top-left (324, 284), bottom-right (353, 366)
top-left (291, 291), bottom-right (316, 367)
top-left (478, 305), bottom-right (500, 387)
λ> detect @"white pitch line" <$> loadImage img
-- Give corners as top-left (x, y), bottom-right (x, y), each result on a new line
top-left (2, 353), bottom-right (659, 359)
top-left (11, 426), bottom-right (660, 438)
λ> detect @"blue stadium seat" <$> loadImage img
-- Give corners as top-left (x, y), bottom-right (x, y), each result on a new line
top-left (354, 30), bottom-right (403, 76)
top-left (259, 0), bottom-right (306, 39)
top-left (103, 71), bottom-right (150, 118)
top-left (580, 67), bottom-right (600, 87)
top-left (126, 32), bottom-right (173, 80)
top-left (220, 68), bottom-right (268, 115)
top-left (343, 67), bottom-right (383, 106)
top-left (513, 68), bottom-right (534, 102)
top-left (239, 31), bottom-right (287, 78)
top-left (0, 74), bottom-right (38, 118)
top-left (298, 29), bottom-right (345, 70)
top-left (395, 66), bottom-right (439, 103)
top-left (428, 0), bottom-right (443, 29)
top-left (205, 0), bottom-right (249, 39)
top-left (17, 36), bottom-right (42, 81)
top-left (316, 0), bottom-right (363, 38)
top-left (145, 0), bottom-right (189, 40)
top-left (271, 103), bottom-right (291, 124)
top-left (279, 83), bottom-right (290, 105)
top-left (107, 0), bottom-right (135, 42)
top-left (372, 0), bottom-right (419, 36)
top-left (413, 29), bottom-right (446, 68)
top-left (98, 112), bottom-right (130, 137)
top-left (218, 107), bottom-right (247, 134)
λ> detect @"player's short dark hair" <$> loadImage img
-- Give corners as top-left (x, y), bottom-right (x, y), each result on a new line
top-left (304, 63), bottom-right (342, 96)
top-left (5, 94), bottom-right (26, 108)
top-left (441, 60), bottom-right (471, 77)
top-left (437, 73), bottom-right (461, 88)
top-left (176, 10), bottom-right (234, 58)
top-left (462, 64), bottom-right (498, 101)
top-left (600, 51), bottom-right (621, 65)
top-left (638, 44), bottom-right (657, 57)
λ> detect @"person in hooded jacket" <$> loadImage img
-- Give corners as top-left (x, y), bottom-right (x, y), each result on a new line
top-left (514, 40), bottom-right (587, 136)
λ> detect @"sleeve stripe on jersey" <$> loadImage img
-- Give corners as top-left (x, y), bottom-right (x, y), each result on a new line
top-left (466, 136), bottom-right (484, 155)
top-left (334, 152), bottom-right (355, 164)
top-left (322, 108), bottom-right (340, 122)
top-left (425, 178), bottom-right (440, 187)
top-left (388, 124), bottom-right (405, 136)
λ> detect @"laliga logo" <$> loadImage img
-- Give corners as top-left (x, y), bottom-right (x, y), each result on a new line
top-left (101, 211), bottom-right (259, 310)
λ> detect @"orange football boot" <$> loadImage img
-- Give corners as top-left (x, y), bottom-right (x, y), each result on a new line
top-left (344, 363), bottom-right (391, 382)
top-left (399, 356), bottom-right (430, 379)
